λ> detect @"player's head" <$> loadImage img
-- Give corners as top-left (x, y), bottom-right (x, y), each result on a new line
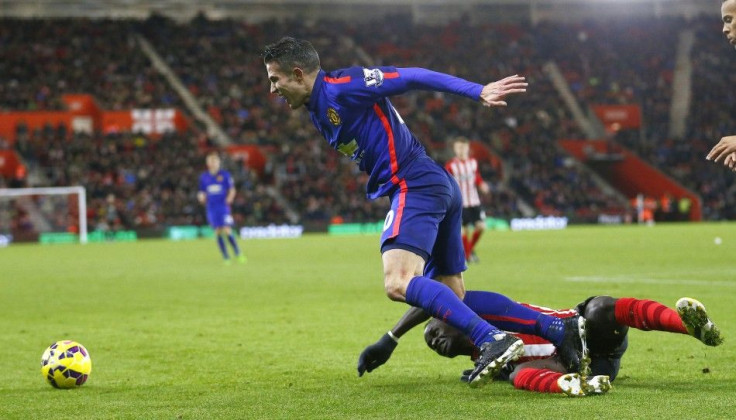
top-left (263, 37), bottom-right (321, 110)
top-left (452, 136), bottom-right (470, 160)
top-left (579, 296), bottom-right (629, 355)
top-left (423, 318), bottom-right (475, 358)
top-left (723, 0), bottom-right (736, 48)
top-left (206, 152), bottom-right (221, 174)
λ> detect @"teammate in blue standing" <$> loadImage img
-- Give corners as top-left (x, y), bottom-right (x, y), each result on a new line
top-left (198, 152), bottom-right (246, 265)
top-left (263, 37), bottom-right (584, 387)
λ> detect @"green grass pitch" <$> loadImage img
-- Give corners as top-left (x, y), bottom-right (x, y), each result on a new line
top-left (1, 223), bottom-right (735, 419)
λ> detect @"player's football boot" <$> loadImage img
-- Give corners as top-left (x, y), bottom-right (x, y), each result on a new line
top-left (676, 297), bottom-right (723, 346)
top-left (557, 315), bottom-right (589, 375)
top-left (237, 254), bottom-right (248, 264)
top-left (467, 334), bottom-right (525, 388)
top-left (558, 373), bottom-right (611, 397)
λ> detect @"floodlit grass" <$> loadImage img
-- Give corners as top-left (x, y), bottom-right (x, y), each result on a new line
top-left (1, 223), bottom-right (735, 419)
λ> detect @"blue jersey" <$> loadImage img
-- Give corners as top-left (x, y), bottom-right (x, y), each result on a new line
top-left (305, 67), bottom-right (483, 199)
top-left (199, 170), bottom-right (233, 210)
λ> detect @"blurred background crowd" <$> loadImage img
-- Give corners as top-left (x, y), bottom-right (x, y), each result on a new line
top-left (2, 9), bottom-right (735, 236)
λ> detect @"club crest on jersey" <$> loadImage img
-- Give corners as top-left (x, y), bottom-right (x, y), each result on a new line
top-left (363, 68), bottom-right (384, 88)
top-left (217, 175), bottom-right (223, 182)
top-left (327, 107), bottom-right (341, 126)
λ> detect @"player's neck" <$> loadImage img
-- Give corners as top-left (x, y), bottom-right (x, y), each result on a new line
top-left (303, 70), bottom-right (319, 104)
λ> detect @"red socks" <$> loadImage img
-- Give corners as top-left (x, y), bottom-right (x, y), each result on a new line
top-left (513, 368), bottom-right (562, 393)
top-left (614, 298), bottom-right (687, 334)
top-left (463, 230), bottom-right (483, 260)
top-left (462, 234), bottom-right (471, 260)
top-left (470, 229), bottom-right (482, 248)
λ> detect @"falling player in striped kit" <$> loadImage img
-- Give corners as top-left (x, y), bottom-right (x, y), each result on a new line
top-left (445, 137), bottom-right (490, 263)
top-left (423, 293), bottom-right (722, 396)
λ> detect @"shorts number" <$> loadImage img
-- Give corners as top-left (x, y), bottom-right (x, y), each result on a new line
top-left (383, 210), bottom-right (394, 231)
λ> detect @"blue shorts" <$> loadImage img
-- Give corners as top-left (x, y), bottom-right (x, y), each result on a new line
top-left (207, 207), bottom-right (234, 229)
top-left (380, 156), bottom-right (466, 278)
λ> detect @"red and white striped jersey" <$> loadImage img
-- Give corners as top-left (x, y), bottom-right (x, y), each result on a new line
top-left (512, 303), bottom-right (578, 364)
top-left (445, 157), bottom-right (482, 208)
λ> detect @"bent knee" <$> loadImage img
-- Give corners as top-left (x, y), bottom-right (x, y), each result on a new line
top-left (384, 275), bottom-right (411, 301)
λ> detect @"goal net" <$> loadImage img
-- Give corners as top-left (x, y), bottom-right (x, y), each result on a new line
top-left (0, 186), bottom-right (87, 244)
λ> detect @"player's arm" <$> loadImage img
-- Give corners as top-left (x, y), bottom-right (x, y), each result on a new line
top-left (226, 187), bottom-right (236, 205)
top-left (474, 162), bottom-right (490, 194)
top-left (197, 177), bottom-right (207, 204)
top-left (337, 67), bottom-right (526, 108)
top-left (357, 307), bottom-right (430, 377)
top-left (444, 160), bottom-right (455, 175)
top-left (224, 171), bottom-right (236, 205)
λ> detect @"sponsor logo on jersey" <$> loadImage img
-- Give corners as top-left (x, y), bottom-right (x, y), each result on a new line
top-left (327, 107), bottom-right (341, 126)
top-left (337, 139), bottom-right (359, 158)
top-left (207, 184), bottom-right (223, 194)
top-left (363, 68), bottom-right (385, 88)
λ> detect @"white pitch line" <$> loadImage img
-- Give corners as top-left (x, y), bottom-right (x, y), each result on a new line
top-left (564, 276), bottom-right (736, 287)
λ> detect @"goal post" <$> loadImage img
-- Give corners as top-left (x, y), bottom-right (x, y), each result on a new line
top-left (0, 186), bottom-right (88, 244)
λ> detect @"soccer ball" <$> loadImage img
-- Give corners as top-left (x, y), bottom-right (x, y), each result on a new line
top-left (40, 340), bottom-right (92, 389)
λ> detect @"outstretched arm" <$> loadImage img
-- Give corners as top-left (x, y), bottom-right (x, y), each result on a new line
top-left (337, 66), bottom-right (526, 108)
top-left (357, 307), bottom-right (430, 377)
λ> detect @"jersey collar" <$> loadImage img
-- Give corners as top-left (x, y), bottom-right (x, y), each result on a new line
top-left (306, 69), bottom-right (326, 113)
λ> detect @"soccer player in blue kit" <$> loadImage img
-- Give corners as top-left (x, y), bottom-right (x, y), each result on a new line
top-left (263, 37), bottom-right (584, 387)
top-left (198, 152), bottom-right (246, 264)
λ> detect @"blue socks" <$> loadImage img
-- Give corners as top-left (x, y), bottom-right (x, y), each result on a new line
top-left (462, 291), bottom-right (566, 346)
top-left (227, 233), bottom-right (241, 256)
top-left (405, 276), bottom-right (504, 347)
top-left (217, 235), bottom-right (229, 259)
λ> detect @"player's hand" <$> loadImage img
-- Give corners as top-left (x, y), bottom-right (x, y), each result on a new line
top-left (723, 151), bottom-right (736, 171)
top-left (479, 181), bottom-right (490, 194)
top-left (357, 333), bottom-right (398, 377)
top-left (706, 135), bottom-right (736, 166)
top-left (479, 75), bottom-right (527, 107)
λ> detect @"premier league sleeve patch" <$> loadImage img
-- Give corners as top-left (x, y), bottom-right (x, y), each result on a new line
top-left (363, 68), bottom-right (385, 87)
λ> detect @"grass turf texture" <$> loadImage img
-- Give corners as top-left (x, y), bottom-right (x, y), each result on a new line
top-left (1, 223), bottom-right (735, 419)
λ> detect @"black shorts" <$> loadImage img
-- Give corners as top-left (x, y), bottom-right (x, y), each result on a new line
top-left (461, 206), bottom-right (485, 226)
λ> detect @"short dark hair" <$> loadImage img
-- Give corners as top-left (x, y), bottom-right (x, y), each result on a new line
top-left (263, 37), bottom-right (320, 73)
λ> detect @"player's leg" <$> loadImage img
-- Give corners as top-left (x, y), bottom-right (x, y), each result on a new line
top-left (676, 298), bottom-right (723, 346)
top-left (461, 225), bottom-right (470, 261)
top-left (414, 172), bottom-right (522, 386)
top-left (208, 209), bottom-right (230, 261)
top-left (222, 224), bottom-right (246, 263)
top-left (462, 290), bottom-right (584, 360)
top-left (505, 359), bottom-right (610, 397)
top-left (215, 228), bottom-right (230, 261)
top-left (467, 211), bottom-right (486, 262)
top-left (602, 295), bottom-right (722, 345)
top-left (380, 171), bottom-right (521, 386)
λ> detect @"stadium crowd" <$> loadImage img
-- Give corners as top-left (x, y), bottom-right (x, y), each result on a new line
top-left (2, 14), bottom-right (736, 237)
top-left (0, 19), bottom-right (179, 111)
top-left (10, 126), bottom-right (285, 233)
